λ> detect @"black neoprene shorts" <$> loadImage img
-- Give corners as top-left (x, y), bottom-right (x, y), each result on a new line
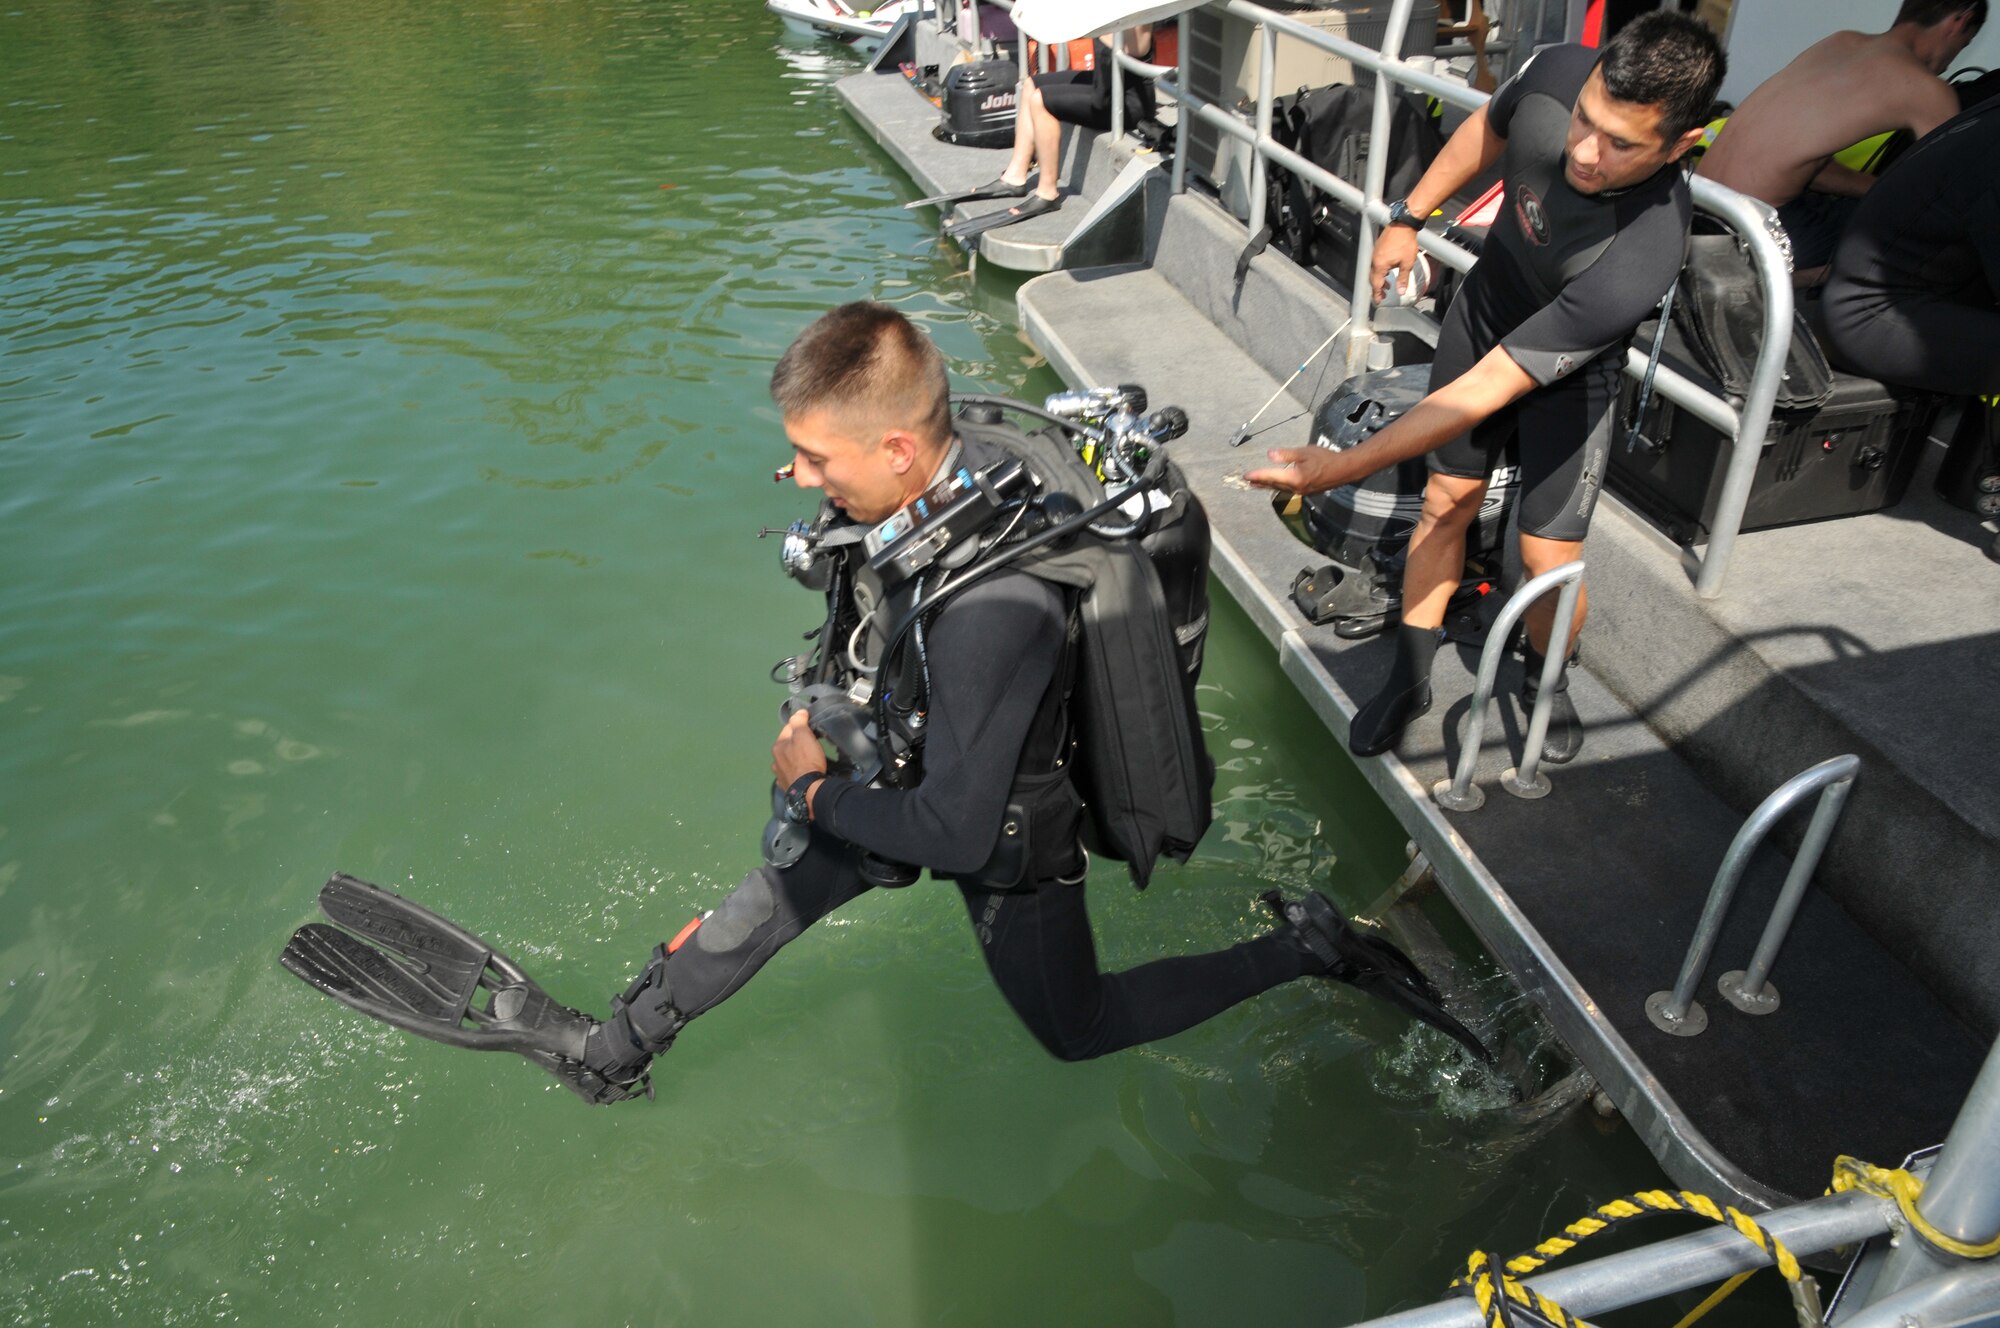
top-left (1426, 279), bottom-right (1618, 543)
top-left (1033, 54), bottom-right (1154, 132)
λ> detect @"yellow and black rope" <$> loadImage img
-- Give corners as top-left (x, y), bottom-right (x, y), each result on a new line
top-left (1451, 1187), bottom-right (1821, 1328)
top-left (1453, 1153), bottom-right (2000, 1328)
top-left (1830, 1155), bottom-right (2000, 1261)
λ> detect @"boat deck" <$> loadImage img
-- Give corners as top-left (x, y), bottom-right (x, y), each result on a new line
top-left (835, 48), bottom-right (1998, 1210)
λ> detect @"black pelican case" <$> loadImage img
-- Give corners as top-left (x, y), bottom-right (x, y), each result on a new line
top-left (1610, 319), bottom-right (1941, 544)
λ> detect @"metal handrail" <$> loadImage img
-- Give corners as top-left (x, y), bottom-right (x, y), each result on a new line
top-left (1645, 754), bottom-right (1861, 1037)
top-left (1430, 560), bottom-right (1585, 813)
top-left (1339, 1028), bottom-right (2000, 1326)
top-left (1345, 1190), bottom-right (1892, 1328)
top-left (1125, 0), bottom-right (1791, 600)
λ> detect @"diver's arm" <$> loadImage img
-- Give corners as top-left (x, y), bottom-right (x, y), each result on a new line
top-left (1245, 344), bottom-right (1535, 495)
top-left (811, 574), bottom-right (1065, 875)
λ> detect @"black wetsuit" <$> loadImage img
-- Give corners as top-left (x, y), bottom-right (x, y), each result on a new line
top-left (655, 441), bottom-right (1308, 1061)
top-left (1822, 97), bottom-right (2000, 396)
top-left (1430, 44), bottom-right (1693, 541)
top-left (1036, 39), bottom-right (1154, 132)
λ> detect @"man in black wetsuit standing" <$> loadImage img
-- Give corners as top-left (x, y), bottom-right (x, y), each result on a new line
top-left (1249, 13), bottom-right (1726, 763)
top-left (570, 303), bottom-right (1477, 1096)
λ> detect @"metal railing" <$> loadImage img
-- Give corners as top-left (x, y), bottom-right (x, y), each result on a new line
top-left (1645, 754), bottom-right (1861, 1037)
top-left (1105, 0), bottom-right (1791, 600)
top-left (1430, 560), bottom-right (1585, 812)
top-left (1342, 1030), bottom-right (2000, 1328)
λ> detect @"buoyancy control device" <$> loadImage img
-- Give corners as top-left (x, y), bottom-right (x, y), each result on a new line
top-left (763, 388), bottom-right (1214, 889)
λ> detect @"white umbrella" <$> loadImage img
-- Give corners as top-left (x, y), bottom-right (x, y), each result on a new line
top-left (1004, 0), bottom-right (1203, 44)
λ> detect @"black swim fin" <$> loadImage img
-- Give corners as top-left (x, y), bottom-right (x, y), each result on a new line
top-left (941, 192), bottom-right (1062, 241)
top-left (1263, 890), bottom-right (1493, 1063)
top-left (903, 175), bottom-right (1034, 210)
top-left (280, 873), bottom-right (651, 1104)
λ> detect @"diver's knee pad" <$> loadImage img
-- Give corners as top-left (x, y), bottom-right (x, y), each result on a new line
top-left (692, 867), bottom-right (779, 952)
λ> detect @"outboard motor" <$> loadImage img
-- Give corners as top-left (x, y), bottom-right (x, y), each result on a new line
top-left (1291, 366), bottom-right (1511, 642)
top-left (936, 59), bottom-right (1018, 149)
top-left (1299, 366), bottom-right (1515, 568)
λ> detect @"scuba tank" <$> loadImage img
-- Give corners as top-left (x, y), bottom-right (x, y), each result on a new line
top-left (762, 389), bottom-right (1214, 889)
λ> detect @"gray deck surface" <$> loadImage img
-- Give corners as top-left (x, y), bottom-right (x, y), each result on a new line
top-left (1021, 253), bottom-right (1986, 1203)
top-left (838, 59), bottom-right (1167, 271)
top-left (837, 36), bottom-right (1999, 1209)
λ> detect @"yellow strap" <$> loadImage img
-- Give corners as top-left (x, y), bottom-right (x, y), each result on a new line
top-left (1671, 1270), bottom-right (1757, 1328)
top-left (1831, 1156), bottom-right (2000, 1260)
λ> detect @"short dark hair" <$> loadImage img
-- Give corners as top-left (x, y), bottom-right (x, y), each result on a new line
top-left (770, 301), bottom-right (951, 447)
top-left (1894, 0), bottom-right (1986, 31)
top-left (1594, 11), bottom-right (1729, 142)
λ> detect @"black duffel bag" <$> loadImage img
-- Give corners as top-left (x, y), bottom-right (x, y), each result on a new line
top-left (1673, 229), bottom-right (1833, 412)
top-left (1265, 83), bottom-right (1444, 283)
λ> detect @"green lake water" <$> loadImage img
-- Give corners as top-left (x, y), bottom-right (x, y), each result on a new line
top-left (0, 2), bottom-right (1767, 1323)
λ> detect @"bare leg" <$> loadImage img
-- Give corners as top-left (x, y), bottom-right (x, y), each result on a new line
top-left (1517, 531), bottom-right (1587, 655)
top-left (1024, 80), bottom-right (1062, 200)
top-left (1002, 80), bottom-right (1037, 186)
top-left (1517, 531), bottom-right (1587, 763)
top-left (1399, 472), bottom-right (1488, 628)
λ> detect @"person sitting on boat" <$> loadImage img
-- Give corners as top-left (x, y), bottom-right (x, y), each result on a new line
top-left (282, 302), bottom-right (1486, 1104)
top-left (1820, 95), bottom-right (2000, 559)
top-left (1247, 13), bottom-right (1727, 766)
top-left (1696, 0), bottom-right (1983, 283)
top-left (938, 25), bottom-right (1157, 233)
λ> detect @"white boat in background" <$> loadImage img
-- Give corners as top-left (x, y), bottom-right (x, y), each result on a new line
top-left (767, 0), bottom-right (931, 51)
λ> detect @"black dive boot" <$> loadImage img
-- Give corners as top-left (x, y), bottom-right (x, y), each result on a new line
top-left (1261, 890), bottom-right (1491, 1062)
top-left (1348, 623), bottom-right (1442, 757)
top-left (1520, 643), bottom-right (1582, 765)
top-left (579, 942), bottom-right (687, 1102)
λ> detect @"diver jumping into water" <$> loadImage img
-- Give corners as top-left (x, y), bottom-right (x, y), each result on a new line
top-left (281, 303), bottom-right (1486, 1103)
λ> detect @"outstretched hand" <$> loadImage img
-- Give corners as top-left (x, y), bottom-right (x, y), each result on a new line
top-left (1243, 447), bottom-right (1352, 496)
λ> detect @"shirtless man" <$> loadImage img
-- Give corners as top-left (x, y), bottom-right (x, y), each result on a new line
top-left (1698, 0), bottom-right (1983, 276)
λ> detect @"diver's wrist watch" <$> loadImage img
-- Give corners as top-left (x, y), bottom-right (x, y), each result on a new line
top-left (1385, 198), bottom-right (1423, 230)
top-left (783, 772), bottom-right (821, 825)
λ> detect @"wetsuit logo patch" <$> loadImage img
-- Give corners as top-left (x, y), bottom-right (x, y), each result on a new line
top-left (1516, 186), bottom-right (1552, 246)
